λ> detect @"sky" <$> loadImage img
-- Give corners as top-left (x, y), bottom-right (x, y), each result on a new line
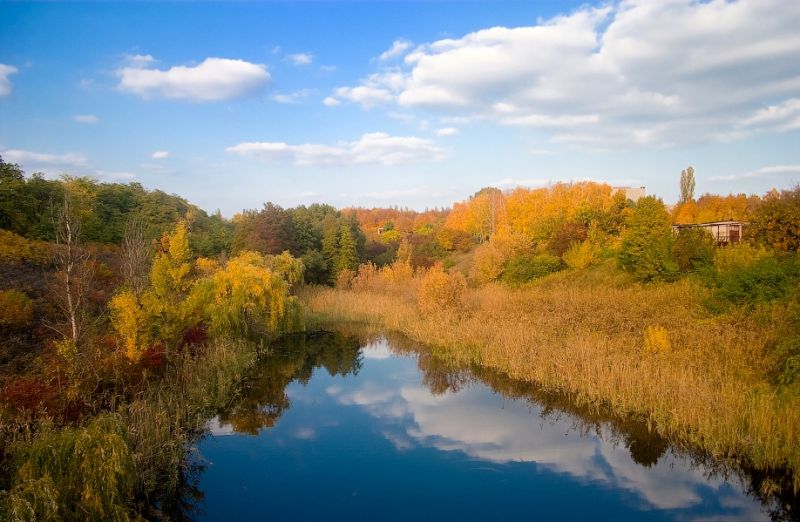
top-left (1, 0), bottom-right (799, 216)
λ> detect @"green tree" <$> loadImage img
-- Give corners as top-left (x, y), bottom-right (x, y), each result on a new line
top-left (335, 224), bottom-right (359, 275)
top-left (619, 196), bottom-right (678, 282)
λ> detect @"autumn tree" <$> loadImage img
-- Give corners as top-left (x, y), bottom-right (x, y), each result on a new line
top-left (679, 166), bottom-right (696, 204)
top-left (749, 186), bottom-right (800, 252)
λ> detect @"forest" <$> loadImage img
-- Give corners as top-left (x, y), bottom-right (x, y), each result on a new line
top-left (1, 154), bottom-right (800, 519)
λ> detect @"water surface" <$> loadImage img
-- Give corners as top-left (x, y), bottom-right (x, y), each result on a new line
top-left (191, 331), bottom-right (789, 521)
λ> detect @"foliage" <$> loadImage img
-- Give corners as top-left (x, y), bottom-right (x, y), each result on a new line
top-left (0, 289), bottom-right (34, 327)
top-left (672, 227), bottom-right (715, 273)
top-left (563, 239), bottom-right (601, 270)
top-left (417, 264), bottom-right (467, 316)
top-left (471, 242), bottom-right (506, 284)
top-left (0, 230), bottom-right (52, 265)
top-left (679, 166), bottom-right (695, 204)
top-left (708, 252), bottom-right (799, 307)
top-left (1, 414), bottom-right (135, 521)
top-left (619, 197), bottom-right (678, 282)
top-left (501, 254), bottom-right (563, 286)
top-left (643, 325), bottom-right (671, 355)
top-left (749, 186), bottom-right (800, 252)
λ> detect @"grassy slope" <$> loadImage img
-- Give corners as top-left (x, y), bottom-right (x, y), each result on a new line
top-left (301, 260), bottom-right (800, 489)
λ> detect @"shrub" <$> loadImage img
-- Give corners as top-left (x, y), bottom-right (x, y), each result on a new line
top-left (0, 289), bottom-right (34, 327)
top-left (711, 253), bottom-right (799, 306)
top-left (0, 230), bottom-right (52, 265)
top-left (501, 254), bottom-right (563, 286)
top-left (619, 197), bottom-right (678, 282)
top-left (471, 242), bottom-right (506, 284)
top-left (563, 239), bottom-right (601, 270)
top-left (1, 414), bottom-right (135, 521)
top-left (672, 227), bottom-right (715, 273)
top-left (334, 268), bottom-right (355, 290)
top-left (417, 264), bottom-right (467, 316)
top-left (643, 325), bottom-right (671, 355)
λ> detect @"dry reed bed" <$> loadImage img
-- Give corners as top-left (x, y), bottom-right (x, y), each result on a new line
top-left (301, 278), bottom-right (800, 489)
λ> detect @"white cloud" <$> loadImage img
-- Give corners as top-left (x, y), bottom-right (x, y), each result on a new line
top-left (0, 64), bottom-right (19, 97)
top-left (73, 114), bottom-right (99, 124)
top-left (379, 39), bottom-right (412, 61)
top-left (226, 132), bottom-right (445, 167)
top-left (272, 88), bottom-right (315, 104)
top-left (2, 149), bottom-right (89, 168)
top-left (329, 0), bottom-right (800, 147)
top-left (710, 164), bottom-right (800, 181)
top-left (435, 127), bottom-right (459, 137)
top-left (287, 53), bottom-right (313, 66)
top-left (117, 57), bottom-right (270, 101)
top-left (1, 149), bottom-right (136, 182)
top-left (322, 96), bottom-right (341, 107)
top-left (151, 150), bottom-right (170, 159)
top-left (124, 54), bottom-right (156, 67)
top-left (328, 69), bottom-right (407, 109)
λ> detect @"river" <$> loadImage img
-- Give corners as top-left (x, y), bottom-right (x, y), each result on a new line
top-left (184, 330), bottom-right (792, 521)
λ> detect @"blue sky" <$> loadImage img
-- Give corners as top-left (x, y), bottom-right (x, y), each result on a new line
top-left (1, 0), bottom-right (799, 216)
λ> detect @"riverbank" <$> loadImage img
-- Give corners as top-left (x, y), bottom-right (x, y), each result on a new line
top-left (300, 265), bottom-right (800, 491)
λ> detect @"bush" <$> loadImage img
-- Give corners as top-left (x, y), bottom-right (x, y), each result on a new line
top-left (563, 239), bottom-right (601, 270)
top-left (501, 254), bottom-right (563, 286)
top-left (618, 197), bottom-right (678, 282)
top-left (672, 227), bottom-right (715, 273)
top-left (0, 230), bottom-right (52, 265)
top-left (1, 414), bottom-right (135, 521)
top-left (711, 253), bottom-right (799, 306)
top-left (471, 242), bottom-right (506, 284)
top-left (0, 289), bottom-right (33, 327)
top-left (417, 264), bottom-right (467, 316)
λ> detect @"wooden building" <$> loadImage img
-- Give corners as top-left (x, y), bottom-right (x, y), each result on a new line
top-left (671, 220), bottom-right (746, 244)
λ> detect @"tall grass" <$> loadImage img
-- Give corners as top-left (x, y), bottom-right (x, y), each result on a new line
top-left (301, 261), bottom-right (800, 491)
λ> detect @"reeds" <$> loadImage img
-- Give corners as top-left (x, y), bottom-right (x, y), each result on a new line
top-left (301, 263), bottom-right (800, 490)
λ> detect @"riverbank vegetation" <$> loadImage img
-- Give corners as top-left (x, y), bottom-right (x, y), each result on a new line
top-left (2, 153), bottom-right (800, 517)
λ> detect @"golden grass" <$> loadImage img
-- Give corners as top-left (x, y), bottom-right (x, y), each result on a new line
top-left (301, 262), bottom-right (800, 490)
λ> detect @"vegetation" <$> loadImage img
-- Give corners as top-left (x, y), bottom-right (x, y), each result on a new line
top-left (2, 153), bottom-right (800, 517)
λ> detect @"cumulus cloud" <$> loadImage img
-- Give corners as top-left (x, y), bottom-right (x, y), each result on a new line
top-left (322, 96), bottom-right (341, 107)
top-left (117, 57), bottom-right (270, 101)
top-left (73, 114), bottom-right (99, 124)
top-left (226, 132), bottom-right (445, 167)
top-left (710, 164), bottom-right (800, 181)
top-left (0, 64), bottom-right (19, 97)
top-left (327, 0), bottom-right (800, 147)
top-left (287, 53), bottom-right (313, 66)
top-left (151, 150), bottom-right (170, 159)
top-left (379, 39), bottom-right (412, 61)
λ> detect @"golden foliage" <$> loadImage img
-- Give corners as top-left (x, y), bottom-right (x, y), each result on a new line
top-left (194, 256), bottom-right (219, 275)
top-left (713, 242), bottom-right (770, 275)
top-left (417, 263), bottom-right (467, 316)
top-left (643, 325), bottom-right (671, 355)
top-left (471, 242), bottom-right (506, 284)
top-left (0, 289), bottom-right (33, 327)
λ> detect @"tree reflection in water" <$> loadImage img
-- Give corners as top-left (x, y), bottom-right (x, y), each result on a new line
top-left (189, 329), bottom-right (797, 521)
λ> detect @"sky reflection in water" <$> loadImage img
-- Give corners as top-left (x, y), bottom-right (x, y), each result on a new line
top-left (195, 333), bottom-right (773, 521)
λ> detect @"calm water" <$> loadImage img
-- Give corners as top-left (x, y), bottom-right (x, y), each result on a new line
top-left (188, 331), bottom-right (790, 521)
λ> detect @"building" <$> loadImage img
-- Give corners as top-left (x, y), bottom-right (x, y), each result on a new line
top-left (612, 186), bottom-right (646, 202)
top-left (672, 220), bottom-right (746, 244)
